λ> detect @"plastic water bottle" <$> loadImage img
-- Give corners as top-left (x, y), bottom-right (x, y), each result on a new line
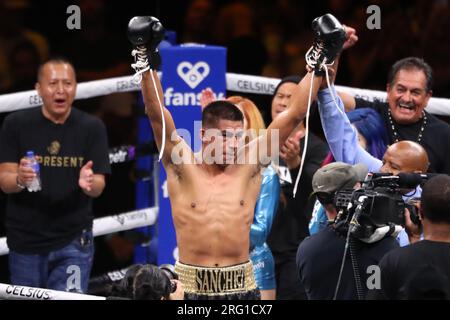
top-left (26, 151), bottom-right (41, 192)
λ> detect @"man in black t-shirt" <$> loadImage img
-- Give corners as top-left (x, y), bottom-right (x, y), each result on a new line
top-left (340, 57), bottom-right (450, 175)
top-left (369, 174), bottom-right (450, 300)
top-left (0, 58), bottom-right (110, 293)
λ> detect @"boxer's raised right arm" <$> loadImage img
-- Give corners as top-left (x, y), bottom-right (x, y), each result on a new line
top-left (258, 14), bottom-right (348, 163)
top-left (128, 16), bottom-right (186, 165)
top-left (141, 70), bottom-right (181, 164)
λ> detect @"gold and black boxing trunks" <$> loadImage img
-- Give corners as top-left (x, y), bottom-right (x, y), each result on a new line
top-left (175, 261), bottom-right (260, 300)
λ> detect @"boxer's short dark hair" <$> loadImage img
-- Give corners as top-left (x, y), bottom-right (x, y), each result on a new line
top-left (202, 100), bottom-right (244, 128)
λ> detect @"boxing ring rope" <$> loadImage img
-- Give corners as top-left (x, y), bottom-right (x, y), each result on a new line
top-left (0, 207), bottom-right (158, 256)
top-left (0, 283), bottom-right (106, 300)
top-left (0, 73), bottom-right (450, 116)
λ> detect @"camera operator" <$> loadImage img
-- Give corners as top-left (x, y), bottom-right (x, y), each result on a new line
top-left (89, 264), bottom-right (184, 300)
top-left (368, 174), bottom-right (450, 300)
top-left (296, 162), bottom-right (400, 300)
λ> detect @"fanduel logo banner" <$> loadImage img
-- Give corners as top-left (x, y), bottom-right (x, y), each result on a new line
top-left (177, 61), bottom-right (210, 89)
top-left (160, 45), bottom-right (226, 108)
top-left (157, 45), bottom-right (227, 265)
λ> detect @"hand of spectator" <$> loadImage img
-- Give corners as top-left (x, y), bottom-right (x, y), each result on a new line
top-left (200, 87), bottom-right (216, 110)
top-left (168, 280), bottom-right (184, 300)
top-left (79, 160), bottom-right (94, 192)
top-left (18, 157), bottom-right (36, 187)
top-left (342, 25), bottom-right (358, 50)
top-left (280, 129), bottom-right (304, 169)
top-left (405, 207), bottom-right (422, 244)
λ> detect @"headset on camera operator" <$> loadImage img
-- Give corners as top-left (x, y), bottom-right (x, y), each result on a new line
top-left (296, 162), bottom-right (400, 300)
top-left (88, 264), bottom-right (184, 300)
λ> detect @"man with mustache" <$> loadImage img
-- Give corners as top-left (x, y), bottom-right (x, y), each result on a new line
top-left (340, 57), bottom-right (450, 175)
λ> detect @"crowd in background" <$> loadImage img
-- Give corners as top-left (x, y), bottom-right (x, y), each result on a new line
top-left (1, 0), bottom-right (450, 97)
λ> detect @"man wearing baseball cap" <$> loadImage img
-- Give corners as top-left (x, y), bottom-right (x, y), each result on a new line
top-left (296, 162), bottom-right (399, 300)
top-left (313, 162), bottom-right (368, 214)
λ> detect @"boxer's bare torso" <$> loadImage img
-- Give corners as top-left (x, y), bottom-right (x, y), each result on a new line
top-left (166, 143), bottom-right (262, 267)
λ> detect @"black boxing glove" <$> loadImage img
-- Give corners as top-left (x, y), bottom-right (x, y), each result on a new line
top-left (312, 14), bottom-right (346, 45)
top-left (127, 16), bottom-right (165, 51)
top-left (127, 16), bottom-right (165, 73)
top-left (306, 13), bottom-right (346, 75)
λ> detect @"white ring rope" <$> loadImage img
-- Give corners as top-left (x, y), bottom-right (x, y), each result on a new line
top-left (0, 206), bottom-right (158, 256)
top-left (0, 73), bottom-right (449, 116)
top-left (0, 283), bottom-right (106, 300)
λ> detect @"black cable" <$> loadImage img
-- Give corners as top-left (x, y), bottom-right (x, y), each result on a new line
top-left (349, 237), bottom-right (364, 300)
top-left (333, 191), bottom-right (361, 300)
top-left (333, 225), bottom-right (351, 300)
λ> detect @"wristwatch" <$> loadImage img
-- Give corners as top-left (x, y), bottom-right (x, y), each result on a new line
top-left (16, 175), bottom-right (26, 190)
